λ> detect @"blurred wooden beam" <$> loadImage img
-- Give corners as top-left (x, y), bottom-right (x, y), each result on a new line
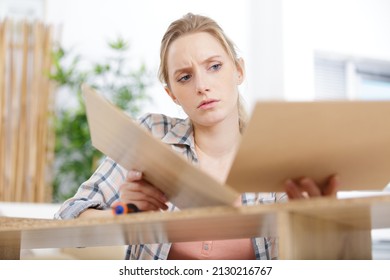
top-left (1, 195), bottom-right (390, 259)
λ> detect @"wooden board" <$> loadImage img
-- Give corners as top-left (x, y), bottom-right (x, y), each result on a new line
top-left (227, 101), bottom-right (390, 192)
top-left (1, 195), bottom-right (390, 255)
top-left (82, 84), bottom-right (239, 209)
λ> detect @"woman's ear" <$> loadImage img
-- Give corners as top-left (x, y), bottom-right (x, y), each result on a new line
top-left (164, 86), bottom-right (180, 105)
top-left (236, 57), bottom-right (245, 85)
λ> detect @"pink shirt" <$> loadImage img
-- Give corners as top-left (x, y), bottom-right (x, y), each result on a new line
top-left (168, 186), bottom-right (256, 260)
top-left (168, 238), bottom-right (255, 260)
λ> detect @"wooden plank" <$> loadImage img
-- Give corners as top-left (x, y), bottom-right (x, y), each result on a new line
top-left (0, 20), bottom-right (54, 203)
top-left (277, 195), bottom-right (390, 259)
top-left (9, 20), bottom-right (18, 201)
top-left (277, 194), bottom-right (390, 230)
top-left (34, 22), bottom-right (43, 202)
top-left (228, 101), bottom-right (390, 192)
top-left (15, 21), bottom-right (29, 202)
top-left (278, 211), bottom-right (372, 259)
top-left (36, 24), bottom-right (53, 202)
top-left (0, 20), bottom-right (7, 200)
top-left (9, 205), bottom-right (278, 250)
top-left (2, 20), bottom-right (12, 201)
top-left (83, 84), bottom-right (239, 209)
top-left (0, 195), bottom-right (389, 258)
top-left (26, 21), bottom-right (42, 202)
top-left (0, 231), bottom-right (21, 260)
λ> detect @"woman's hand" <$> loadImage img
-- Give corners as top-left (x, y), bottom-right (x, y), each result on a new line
top-left (119, 170), bottom-right (169, 211)
top-left (284, 174), bottom-right (339, 199)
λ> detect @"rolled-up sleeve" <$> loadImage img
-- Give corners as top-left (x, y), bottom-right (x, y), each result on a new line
top-left (54, 157), bottom-right (127, 219)
top-left (54, 113), bottom-right (186, 220)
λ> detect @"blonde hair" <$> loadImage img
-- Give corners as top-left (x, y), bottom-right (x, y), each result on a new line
top-left (158, 13), bottom-right (248, 132)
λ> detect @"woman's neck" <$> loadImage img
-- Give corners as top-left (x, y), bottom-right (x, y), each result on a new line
top-left (193, 114), bottom-right (241, 158)
top-left (193, 113), bottom-right (241, 183)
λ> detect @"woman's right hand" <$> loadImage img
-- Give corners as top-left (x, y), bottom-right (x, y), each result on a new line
top-left (119, 170), bottom-right (169, 211)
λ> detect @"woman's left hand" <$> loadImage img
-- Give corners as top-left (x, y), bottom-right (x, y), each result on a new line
top-left (284, 174), bottom-right (339, 199)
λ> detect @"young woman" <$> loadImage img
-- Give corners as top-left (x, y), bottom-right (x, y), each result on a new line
top-left (55, 13), bottom-right (338, 260)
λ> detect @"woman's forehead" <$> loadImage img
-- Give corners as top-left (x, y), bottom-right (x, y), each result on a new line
top-left (166, 32), bottom-right (229, 67)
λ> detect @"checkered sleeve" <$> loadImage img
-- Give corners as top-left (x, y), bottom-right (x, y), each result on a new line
top-left (54, 157), bottom-right (127, 219)
top-left (54, 114), bottom-right (155, 220)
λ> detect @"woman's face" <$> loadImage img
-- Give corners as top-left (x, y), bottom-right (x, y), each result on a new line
top-left (165, 32), bottom-right (244, 128)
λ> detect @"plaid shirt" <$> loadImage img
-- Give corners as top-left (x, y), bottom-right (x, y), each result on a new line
top-left (55, 113), bottom-right (287, 260)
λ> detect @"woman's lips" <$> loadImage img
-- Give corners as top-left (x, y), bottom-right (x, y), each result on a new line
top-left (198, 99), bottom-right (219, 109)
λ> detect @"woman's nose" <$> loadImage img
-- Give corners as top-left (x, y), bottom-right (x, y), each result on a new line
top-left (195, 71), bottom-right (210, 94)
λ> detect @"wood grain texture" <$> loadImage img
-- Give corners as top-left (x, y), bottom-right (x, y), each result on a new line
top-left (0, 20), bottom-right (55, 202)
top-left (227, 101), bottom-right (390, 192)
top-left (0, 231), bottom-right (21, 260)
top-left (1, 195), bottom-right (390, 259)
top-left (0, 20), bottom-right (8, 201)
top-left (14, 21), bottom-right (29, 202)
top-left (278, 212), bottom-right (372, 260)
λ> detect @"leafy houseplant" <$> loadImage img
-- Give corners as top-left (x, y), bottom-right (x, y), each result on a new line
top-left (49, 38), bottom-right (152, 202)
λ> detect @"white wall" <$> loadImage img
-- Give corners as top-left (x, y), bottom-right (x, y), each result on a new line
top-left (44, 0), bottom-right (251, 117)
top-left (283, 0), bottom-right (390, 101)
top-left (0, 202), bottom-right (60, 218)
top-left (2, 0), bottom-right (390, 114)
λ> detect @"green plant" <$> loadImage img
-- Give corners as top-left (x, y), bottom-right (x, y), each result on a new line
top-left (49, 37), bottom-right (152, 202)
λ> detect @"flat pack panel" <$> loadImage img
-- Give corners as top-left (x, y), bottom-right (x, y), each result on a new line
top-left (227, 101), bottom-right (390, 192)
top-left (0, 195), bottom-right (388, 251)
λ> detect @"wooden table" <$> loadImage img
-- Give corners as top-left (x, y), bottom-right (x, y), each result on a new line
top-left (1, 195), bottom-right (390, 260)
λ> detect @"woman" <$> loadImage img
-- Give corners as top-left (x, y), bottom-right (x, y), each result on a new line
top-left (55, 13), bottom-right (338, 260)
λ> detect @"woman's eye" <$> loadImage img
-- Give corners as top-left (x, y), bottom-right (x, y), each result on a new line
top-left (210, 63), bottom-right (222, 71)
top-left (178, 74), bottom-right (191, 82)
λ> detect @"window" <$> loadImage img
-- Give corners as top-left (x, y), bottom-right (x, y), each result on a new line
top-left (314, 52), bottom-right (390, 101)
top-left (314, 56), bottom-right (347, 100)
top-left (356, 67), bottom-right (390, 101)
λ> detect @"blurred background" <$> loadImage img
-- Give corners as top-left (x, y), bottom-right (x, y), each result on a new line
top-left (3, 0), bottom-right (390, 110)
top-left (0, 0), bottom-right (389, 259)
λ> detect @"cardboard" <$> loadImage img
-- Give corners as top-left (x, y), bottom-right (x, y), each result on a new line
top-left (227, 101), bottom-right (390, 192)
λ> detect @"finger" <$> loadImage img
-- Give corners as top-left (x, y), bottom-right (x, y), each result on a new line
top-left (299, 177), bottom-right (321, 197)
top-left (120, 190), bottom-right (168, 210)
top-left (120, 180), bottom-right (168, 209)
top-left (322, 174), bottom-right (339, 196)
top-left (124, 170), bottom-right (167, 203)
top-left (284, 179), bottom-right (304, 199)
top-left (126, 181), bottom-right (168, 203)
top-left (126, 170), bottom-right (142, 182)
top-left (133, 200), bottom-right (168, 212)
